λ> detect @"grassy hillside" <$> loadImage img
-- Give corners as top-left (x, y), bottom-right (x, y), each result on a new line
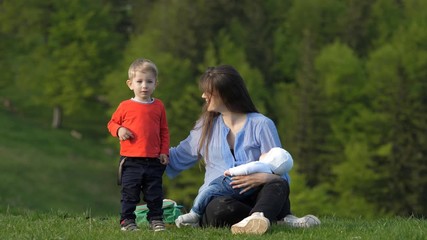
top-left (0, 109), bottom-right (120, 216)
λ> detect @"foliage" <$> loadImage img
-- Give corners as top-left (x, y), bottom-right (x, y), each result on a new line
top-left (364, 9), bottom-right (427, 216)
top-left (0, 0), bottom-right (124, 130)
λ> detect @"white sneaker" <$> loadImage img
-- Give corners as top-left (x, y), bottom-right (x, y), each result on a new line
top-left (280, 214), bottom-right (321, 228)
top-left (175, 212), bottom-right (200, 228)
top-left (231, 212), bottom-right (270, 235)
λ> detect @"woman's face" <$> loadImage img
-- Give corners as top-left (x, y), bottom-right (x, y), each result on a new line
top-left (202, 91), bottom-right (226, 112)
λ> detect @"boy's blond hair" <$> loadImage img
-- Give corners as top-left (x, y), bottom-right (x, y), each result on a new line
top-left (128, 58), bottom-right (158, 80)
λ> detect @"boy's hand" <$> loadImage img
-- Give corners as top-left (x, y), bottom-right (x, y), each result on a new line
top-left (224, 170), bottom-right (231, 176)
top-left (117, 127), bottom-right (134, 141)
top-left (159, 154), bottom-right (169, 165)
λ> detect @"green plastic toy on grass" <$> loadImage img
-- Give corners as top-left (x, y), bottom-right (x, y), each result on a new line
top-left (135, 199), bottom-right (184, 225)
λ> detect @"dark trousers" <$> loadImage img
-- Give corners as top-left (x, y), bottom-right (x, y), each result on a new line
top-left (201, 178), bottom-right (291, 227)
top-left (192, 176), bottom-right (257, 215)
top-left (120, 157), bottom-right (166, 223)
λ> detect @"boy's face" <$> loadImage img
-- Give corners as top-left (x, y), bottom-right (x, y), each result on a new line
top-left (126, 71), bottom-right (157, 102)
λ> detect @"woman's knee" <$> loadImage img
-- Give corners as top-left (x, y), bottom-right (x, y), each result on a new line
top-left (205, 196), bottom-right (239, 218)
top-left (261, 179), bottom-right (290, 196)
top-left (202, 196), bottom-right (251, 227)
top-left (267, 177), bottom-right (288, 186)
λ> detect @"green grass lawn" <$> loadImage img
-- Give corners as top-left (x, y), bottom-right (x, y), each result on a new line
top-left (0, 209), bottom-right (426, 240)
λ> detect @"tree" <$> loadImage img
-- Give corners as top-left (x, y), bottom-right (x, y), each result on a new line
top-left (365, 19), bottom-right (427, 215)
top-left (1, 0), bottom-right (124, 129)
top-left (273, 0), bottom-right (346, 187)
top-left (315, 41), bottom-right (380, 217)
top-left (338, 0), bottom-right (377, 56)
top-left (0, 0), bottom-right (51, 110)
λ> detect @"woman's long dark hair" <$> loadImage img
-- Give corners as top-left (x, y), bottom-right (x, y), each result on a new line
top-left (197, 65), bottom-right (258, 160)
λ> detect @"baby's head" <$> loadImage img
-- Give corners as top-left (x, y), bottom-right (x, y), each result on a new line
top-left (259, 147), bottom-right (293, 175)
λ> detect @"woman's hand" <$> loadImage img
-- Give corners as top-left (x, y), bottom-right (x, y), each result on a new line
top-left (230, 173), bottom-right (281, 194)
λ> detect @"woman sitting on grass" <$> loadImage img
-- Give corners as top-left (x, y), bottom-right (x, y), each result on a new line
top-left (166, 65), bottom-right (320, 235)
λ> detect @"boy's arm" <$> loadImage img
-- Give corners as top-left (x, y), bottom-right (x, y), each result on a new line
top-left (159, 103), bottom-right (170, 155)
top-left (107, 105), bottom-right (123, 137)
top-left (107, 102), bottom-right (134, 141)
top-left (159, 154), bottom-right (169, 165)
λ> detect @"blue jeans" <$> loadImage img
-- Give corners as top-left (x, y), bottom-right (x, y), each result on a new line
top-left (192, 176), bottom-right (257, 216)
top-left (120, 157), bottom-right (166, 223)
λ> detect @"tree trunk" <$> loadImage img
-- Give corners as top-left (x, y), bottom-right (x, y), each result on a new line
top-left (52, 105), bottom-right (62, 129)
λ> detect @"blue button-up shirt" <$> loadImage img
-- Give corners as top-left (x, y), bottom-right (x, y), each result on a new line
top-left (166, 112), bottom-right (290, 193)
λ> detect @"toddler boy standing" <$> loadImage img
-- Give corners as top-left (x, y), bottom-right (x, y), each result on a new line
top-left (107, 58), bottom-right (169, 232)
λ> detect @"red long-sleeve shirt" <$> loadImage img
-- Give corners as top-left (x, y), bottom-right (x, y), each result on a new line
top-left (107, 99), bottom-right (169, 157)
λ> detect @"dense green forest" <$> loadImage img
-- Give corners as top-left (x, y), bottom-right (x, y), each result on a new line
top-left (1, 0), bottom-right (426, 218)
